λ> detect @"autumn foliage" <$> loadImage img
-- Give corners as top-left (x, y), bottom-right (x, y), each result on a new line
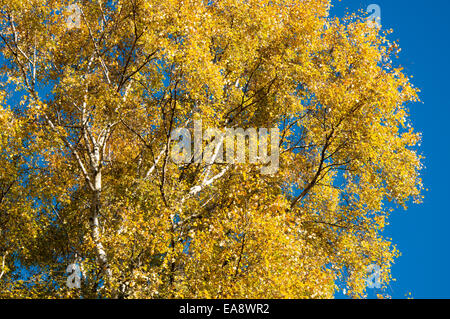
top-left (0, 0), bottom-right (422, 298)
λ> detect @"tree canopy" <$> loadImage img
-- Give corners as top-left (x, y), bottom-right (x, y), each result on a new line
top-left (0, 0), bottom-right (422, 298)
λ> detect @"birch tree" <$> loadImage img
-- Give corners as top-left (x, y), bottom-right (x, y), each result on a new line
top-left (0, 0), bottom-right (422, 298)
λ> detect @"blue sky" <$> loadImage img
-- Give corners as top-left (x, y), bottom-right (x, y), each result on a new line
top-left (331, 0), bottom-right (450, 298)
top-left (2, 0), bottom-right (447, 299)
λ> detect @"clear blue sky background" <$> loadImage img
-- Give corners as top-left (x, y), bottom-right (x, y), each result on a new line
top-left (3, 0), bottom-right (447, 299)
top-left (331, 0), bottom-right (450, 299)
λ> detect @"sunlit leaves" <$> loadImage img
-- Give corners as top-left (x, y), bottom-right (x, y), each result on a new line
top-left (0, 0), bottom-right (421, 299)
